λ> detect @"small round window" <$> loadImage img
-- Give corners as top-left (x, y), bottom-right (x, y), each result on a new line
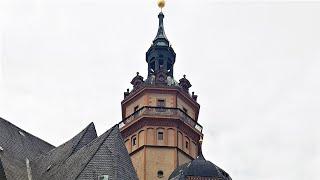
top-left (157, 170), bottom-right (164, 178)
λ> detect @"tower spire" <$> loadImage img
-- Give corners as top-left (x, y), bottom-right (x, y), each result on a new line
top-left (153, 12), bottom-right (168, 44)
top-left (146, 0), bottom-right (176, 77)
top-left (198, 138), bottom-right (206, 160)
top-left (153, 0), bottom-right (169, 46)
top-left (120, 3), bottom-right (204, 179)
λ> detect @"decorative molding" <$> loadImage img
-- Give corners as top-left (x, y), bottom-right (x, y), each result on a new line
top-left (120, 117), bottom-right (201, 143)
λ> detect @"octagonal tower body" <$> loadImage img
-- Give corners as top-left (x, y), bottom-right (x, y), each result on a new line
top-left (119, 12), bottom-right (203, 180)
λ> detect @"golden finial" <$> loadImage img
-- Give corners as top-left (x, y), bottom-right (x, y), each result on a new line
top-left (157, 0), bottom-right (165, 10)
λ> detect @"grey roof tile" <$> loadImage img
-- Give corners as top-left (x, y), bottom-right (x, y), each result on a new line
top-left (33, 125), bottom-right (137, 180)
top-left (76, 125), bottom-right (138, 180)
top-left (0, 117), bottom-right (55, 180)
top-left (0, 150), bottom-right (29, 180)
top-left (0, 118), bottom-right (137, 180)
top-left (0, 117), bottom-right (54, 160)
top-left (0, 156), bottom-right (7, 180)
top-left (31, 122), bottom-right (97, 179)
top-left (169, 154), bottom-right (232, 180)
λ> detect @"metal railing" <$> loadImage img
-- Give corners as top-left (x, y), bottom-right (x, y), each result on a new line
top-left (119, 106), bottom-right (203, 133)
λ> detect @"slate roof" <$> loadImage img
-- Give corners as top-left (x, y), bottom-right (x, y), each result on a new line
top-left (0, 117), bottom-right (55, 160)
top-left (0, 151), bottom-right (29, 180)
top-left (169, 153), bottom-right (232, 180)
top-left (0, 117), bottom-right (138, 180)
top-left (31, 122), bottom-right (98, 179)
top-left (0, 158), bottom-right (5, 179)
top-left (0, 117), bottom-right (55, 180)
top-left (33, 124), bottom-right (137, 180)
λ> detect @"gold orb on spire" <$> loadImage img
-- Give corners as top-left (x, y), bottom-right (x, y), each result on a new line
top-left (157, 0), bottom-right (165, 9)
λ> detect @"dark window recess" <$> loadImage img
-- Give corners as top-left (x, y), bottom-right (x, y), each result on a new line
top-left (157, 170), bottom-right (164, 178)
top-left (132, 137), bottom-right (137, 146)
top-left (150, 61), bottom-right (155, 73)
top-left (167, 63), bottom-right (172, 73)
top-left (182, 107), bottom-right (188, 114)
top-left (158, 132), bottom-right (164, 140)
top-left (133, 105), bottom-right (139, 117)
top-left (157, 99), bottom-right (166, 112)
top-left (134, 105), bottom-right (139, 112)
top-left (159, 59), bottom-right (164, 69)
top-left (186, 141), bottom-right (189, 149)
top-left (157, 99), bottom-right (165, 107)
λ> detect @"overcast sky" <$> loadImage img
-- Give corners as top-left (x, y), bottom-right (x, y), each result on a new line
top-left (1, 0), bottom-right (320, 179)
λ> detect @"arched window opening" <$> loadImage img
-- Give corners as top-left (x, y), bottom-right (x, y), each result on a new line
top-left (150, 61), bottom-right (155, 73)
top-left (158, 131), bottom-right (164, 140)
top-left (157, 170), bottom-right (164, 178)
top-left (132, 136), bottom-right (137, 146)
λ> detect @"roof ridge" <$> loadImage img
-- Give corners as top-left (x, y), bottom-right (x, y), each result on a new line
top-left (30, 122), bottom-right (98, 179)
top-left (73, 125), bottom-right (117, 180)
top-left (70, 122), bottom-right (96, 155)
top-left (36, 122), bottom-right (96, 159)
top-left (0, 117), bottom-right (54, 148)
top-left (57, 122), bottom-right (97, 167)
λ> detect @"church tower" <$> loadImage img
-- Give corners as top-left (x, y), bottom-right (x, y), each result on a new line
top-left (119, 1), bottom-right (203, 179)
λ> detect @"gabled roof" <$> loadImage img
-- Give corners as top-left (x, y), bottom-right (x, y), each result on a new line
top-left (31, 122), bottom-right (98, 179)
top-left (0, 117), bottom-right (55, 160)
top-left (0, 117), bottom-right (55, 180)
top-left (0, 117), bottom-right (137, 180)
top-left (37, 125), bottom-right (137, 180)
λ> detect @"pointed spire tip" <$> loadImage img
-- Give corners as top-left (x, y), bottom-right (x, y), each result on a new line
top-left (198, 137), bottom-right (205, 160)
